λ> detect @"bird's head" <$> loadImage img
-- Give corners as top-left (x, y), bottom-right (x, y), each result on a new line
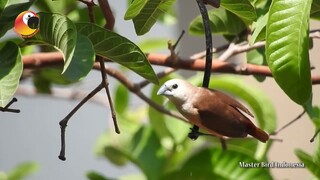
top-left (157, 79), bottom-right (195, 103)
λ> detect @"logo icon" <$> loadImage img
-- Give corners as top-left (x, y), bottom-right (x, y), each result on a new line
top-left (14, 11), bottom-right (40, 38)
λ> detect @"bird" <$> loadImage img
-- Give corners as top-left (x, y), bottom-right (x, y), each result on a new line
top-left (14, 11), bottom-right (39, 38)
top-left (157, 79), bottom-right (269, 143)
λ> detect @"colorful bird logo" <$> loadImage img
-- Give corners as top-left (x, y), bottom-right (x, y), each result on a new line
top-left (14, 11), bottom-right (40, 38)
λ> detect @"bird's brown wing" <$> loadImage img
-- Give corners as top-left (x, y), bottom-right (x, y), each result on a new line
top-left (193, 88), bottom-right (269, 142)
top-left (211, 89), bottom-right (254, 118)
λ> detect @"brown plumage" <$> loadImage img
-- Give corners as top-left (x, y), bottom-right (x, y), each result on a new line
top-left (157, 79), bottom-right (269, 143)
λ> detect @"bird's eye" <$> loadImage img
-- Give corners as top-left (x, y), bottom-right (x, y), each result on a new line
top-left (172, 84), bottom-right (178, 89)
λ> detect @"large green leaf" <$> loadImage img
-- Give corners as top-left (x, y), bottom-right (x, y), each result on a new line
top-left (164, 148), bottom-right (272, 179)
top-left (124, 0), bottom-right (148, 20)
top-left (295, 149), bottom-right (320, 178)
top-left (221, 0), bottom-right (257, 22)
top-left (0, 1), bottom-right (34, 38)
top-left (0, 42), bottom-right (22, 107)
top-left (189, 8), bottom-right (246, 35)
top-left (131, 0), bottom-right (176, 35)
top-left (62, 34), bottom-right (95, 81)
top-left (76, 23), bottom-right (159, 84)
top-left (266, 0), bottom-right (312, 105)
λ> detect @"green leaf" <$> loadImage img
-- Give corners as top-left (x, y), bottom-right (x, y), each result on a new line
top-left (0, 0), bottom-right (8, 17)
top-left (132, 0), bottom-right (176, 35)
top-left (250, 12), bottom-right (268, 45)
top-left (164, 148), bottom-right (272, 179)
top-left (295, 149), bottom-right (320, 178)
top-left (189, 8), bottom-right (246, 35)
top-left (266, 0), bottom-right (312, 105)
top-left (102, 146), bottom-right (128, 166)
top-left (305, 105), bottom-right (320, 128)
top-left (0, 1), bottom-right (34, 38)
top-left (137, 38), bottom-right (168, 53)
top-left (76, 22), bottom-right (159, 84)
top-left (221, 0), bottom-right (257, 22)
top-left (124, 0), bottom-right (148, 20)
top-left (0, 42), bottom-right (22, 107)
top-left (87, 171), bottom-right (109, 180)
top-left (8, 161), bottom-right (39, 180)
top-left (114, 83), bottom-right (129, 114)
top-left (129, 126), bottom-right (165, 180)
top-left (62, 34), bottom-right (95, 81)
top-left (311, 0), bottom-right (320, 20)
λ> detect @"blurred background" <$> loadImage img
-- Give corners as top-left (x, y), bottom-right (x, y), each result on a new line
top-left (1, 0), bottom-right (319, 179)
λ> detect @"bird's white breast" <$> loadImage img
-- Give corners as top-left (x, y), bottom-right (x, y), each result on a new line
top-left (178, 89), bottom-right (201, 122)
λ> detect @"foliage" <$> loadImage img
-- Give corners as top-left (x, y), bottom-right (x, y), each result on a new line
top-left (0, 0), bottom-right (319, 179)
top-left (0, 161), bottom-right (39, 180)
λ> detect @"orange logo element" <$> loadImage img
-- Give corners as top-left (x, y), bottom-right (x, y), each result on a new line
top-left (14, 11), bottom-right (40, 38)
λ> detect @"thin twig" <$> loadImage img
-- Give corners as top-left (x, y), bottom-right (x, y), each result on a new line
top-left (219, 41), bottom-right (265, 61)
top-left (190, 44), bottom-right (229, 59)
top-left (173, 30), bottom-right (185, 50)
top-left (0, 97), bottom-right (20, 113)
top-left (78, 0), bottom-right (96, 22)
top-left (98, 0), bottom-right (115, 30)
top-left (98, 58), bottom-right (120, 134)
top-left (58, 83), bottom-right (104, 161)
top-left (310, 129), bottom-right (320, 142)
top-left (270, 110), bottom-right (306, 135)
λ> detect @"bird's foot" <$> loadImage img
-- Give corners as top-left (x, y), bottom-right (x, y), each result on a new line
top-left (188, 127), bottom-right (213, 140)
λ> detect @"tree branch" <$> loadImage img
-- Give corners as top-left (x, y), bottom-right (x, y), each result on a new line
top-left (98, 0), bottom-right (115, 30)
top-left (22, 52), bottom-right (320, 84)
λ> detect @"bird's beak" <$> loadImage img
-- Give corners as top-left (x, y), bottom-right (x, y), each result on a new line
top-left (157, 85), bottom-right (172, 96)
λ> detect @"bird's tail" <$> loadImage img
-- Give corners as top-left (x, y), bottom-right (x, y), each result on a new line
top-left (247, 127), bottom-right (269, 143)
